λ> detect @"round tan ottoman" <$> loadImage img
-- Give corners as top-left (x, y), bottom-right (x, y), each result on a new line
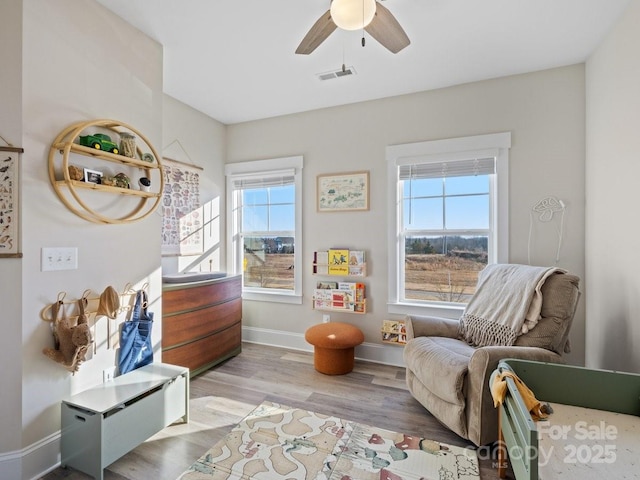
top-left (305, 322), bottom-right (364, 375)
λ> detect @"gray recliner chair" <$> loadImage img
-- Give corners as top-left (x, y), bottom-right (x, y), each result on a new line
top-left (403, 271), bottom-right (580, 446)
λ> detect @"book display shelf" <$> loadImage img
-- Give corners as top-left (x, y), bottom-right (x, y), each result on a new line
top-left (312, 249), bottom-right (367, 314)
top-left (381, 319), bottom-right (407, 345)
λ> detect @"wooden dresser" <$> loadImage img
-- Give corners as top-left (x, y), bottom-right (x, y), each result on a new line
top-left (162, 274), bottom-right (242, 377)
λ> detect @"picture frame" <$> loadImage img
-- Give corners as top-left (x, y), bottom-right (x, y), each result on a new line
top-left (0, 145), bottom-right (23, 258)
top-left (83, 168), bottom-right (103, 184)
top-left (317, 170), bottom-right (369, 212)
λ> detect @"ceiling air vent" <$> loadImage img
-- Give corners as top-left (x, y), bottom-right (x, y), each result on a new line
top-left (317, 66), bottom-right (357, 81)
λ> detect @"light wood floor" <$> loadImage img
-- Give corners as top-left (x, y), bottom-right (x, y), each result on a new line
top-left (42, 342), bottom-right (509, 479)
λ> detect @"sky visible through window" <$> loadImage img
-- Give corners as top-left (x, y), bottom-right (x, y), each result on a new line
top-left (242, 185), bottom-right (295, 232)
top-left (403, 175), bottom-right (489, 231)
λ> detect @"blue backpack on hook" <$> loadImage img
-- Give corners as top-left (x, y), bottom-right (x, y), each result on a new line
top-left (118, 290), bottom-right (154, 375)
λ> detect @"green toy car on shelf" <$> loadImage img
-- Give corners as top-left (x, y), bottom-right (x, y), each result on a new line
top-left (79, 133), bottom-right (119, 154)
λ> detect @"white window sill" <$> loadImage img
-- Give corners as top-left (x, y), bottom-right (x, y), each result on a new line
top-left (242, 290), bottom-right (303, 305)
top-left (387, 301), bottom-right (464, 320)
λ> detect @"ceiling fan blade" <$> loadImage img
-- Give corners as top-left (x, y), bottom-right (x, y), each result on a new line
top-left (295, 9), bottom-right (337, 55)
top-left (365, 2), bottom-right (410, 54)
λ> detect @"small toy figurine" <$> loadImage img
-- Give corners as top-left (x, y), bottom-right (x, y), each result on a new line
top-left (79, 133), bottom-right (119, 155)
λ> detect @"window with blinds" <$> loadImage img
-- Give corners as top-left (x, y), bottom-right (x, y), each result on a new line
top-left (226, 157), bottom-right (303, 301)
top-left (387, 133), bottom-right (510, 312)
top-left (400, 157), bottom-right (493, 303)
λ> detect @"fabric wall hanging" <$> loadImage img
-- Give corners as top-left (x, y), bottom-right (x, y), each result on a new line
top-left (0, 143), bottom-right (24, 258)
top-left (161, 157), bottom-right (203, 256)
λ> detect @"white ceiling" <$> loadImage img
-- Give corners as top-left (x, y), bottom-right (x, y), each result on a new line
top-left (96, 0), bottom-right (630, 125)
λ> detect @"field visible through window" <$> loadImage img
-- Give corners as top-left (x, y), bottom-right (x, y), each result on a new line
top-left (244, 252), bottom-right (486, 303)
top-left (404, 254), bottom-right (486, 303)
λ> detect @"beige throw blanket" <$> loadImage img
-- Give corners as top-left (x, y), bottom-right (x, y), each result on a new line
top-left (459, 264), bottom-right (564, 347)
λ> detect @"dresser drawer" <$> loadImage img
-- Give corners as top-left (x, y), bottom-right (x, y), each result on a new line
top-left (162, 322), bottom-right (241, 374)
top-left (163, 276), bottom-right (241, 314)
top-left (162, 298), bottom-right (241, 347)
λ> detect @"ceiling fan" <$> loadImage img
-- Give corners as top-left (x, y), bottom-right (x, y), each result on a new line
top-left (296, 0), bottom-right (410, 55)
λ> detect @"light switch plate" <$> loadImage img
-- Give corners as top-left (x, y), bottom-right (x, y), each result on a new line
top-left (41, 247), bottom-right (78, 271)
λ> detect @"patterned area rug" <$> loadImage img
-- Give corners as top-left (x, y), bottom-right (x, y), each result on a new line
top-left (178, 401), bottom-right (480, 480)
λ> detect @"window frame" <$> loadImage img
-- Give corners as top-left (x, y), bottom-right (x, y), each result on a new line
top-left (387, 133), bottom-right (511, 317)
top-left (225, 155), bottom-right (303, 304)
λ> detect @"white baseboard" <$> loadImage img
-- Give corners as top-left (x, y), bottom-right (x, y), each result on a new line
top-left (0, 430), bottom-right (60, 480)
top-left (0, 449), bottom-right (20, 480)
top-left (241, 326), bottom-right (405, 367)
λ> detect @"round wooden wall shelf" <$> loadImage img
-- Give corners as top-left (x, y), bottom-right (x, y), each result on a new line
top-left (48, 119), bottom-right (164, 224)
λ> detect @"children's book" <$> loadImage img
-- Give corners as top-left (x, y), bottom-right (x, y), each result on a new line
top-left (328, 248), bottom-right (349, 275)
top-left (348, 250), bottom-right (365, 265)
top-left (354, 282), bottom-right (365, 313)
top-left (315, 251), bottom-right (329, 274)
top-left (314, 288), bottom-right (333, 309)
top-left (381, 319), bottom-right (407, 344)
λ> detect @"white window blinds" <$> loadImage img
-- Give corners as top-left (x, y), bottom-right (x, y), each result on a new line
top-left (229, 169), bottom-right (296, 189)
top-left (398, 157), bottom-right (495, 180)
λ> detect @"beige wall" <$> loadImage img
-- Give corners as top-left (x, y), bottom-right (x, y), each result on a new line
top-left (227, 65), bottom-right (586, 366)
top-left (585, 1), bottom-right (640, 372)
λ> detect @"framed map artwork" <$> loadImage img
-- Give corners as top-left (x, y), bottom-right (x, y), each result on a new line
top-left (317, 170), bottom-right (369, 212)
top-left (161, 158), bottom-right (203, 256)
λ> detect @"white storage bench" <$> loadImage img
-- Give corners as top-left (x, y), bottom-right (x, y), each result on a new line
top-left (61, 363), bottom-right (189, 480)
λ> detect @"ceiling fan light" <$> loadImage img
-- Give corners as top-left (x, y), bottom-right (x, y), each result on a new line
top-left (330, 0), bottom-right (376, 31)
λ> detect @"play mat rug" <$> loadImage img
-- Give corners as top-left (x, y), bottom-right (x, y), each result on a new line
top-left (178, 401), bottom-right (480, 480)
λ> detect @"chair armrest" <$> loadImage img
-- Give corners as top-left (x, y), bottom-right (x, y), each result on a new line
top-left (470, 346), bottom-right (564, 376)
top-left (405, 314), bottom-right (460, 340)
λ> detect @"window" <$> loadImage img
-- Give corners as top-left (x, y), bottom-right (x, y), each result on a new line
top-left (226, 156), bottom-right (303, 304)
top-left (387, 133), bottom-right (510, 316)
